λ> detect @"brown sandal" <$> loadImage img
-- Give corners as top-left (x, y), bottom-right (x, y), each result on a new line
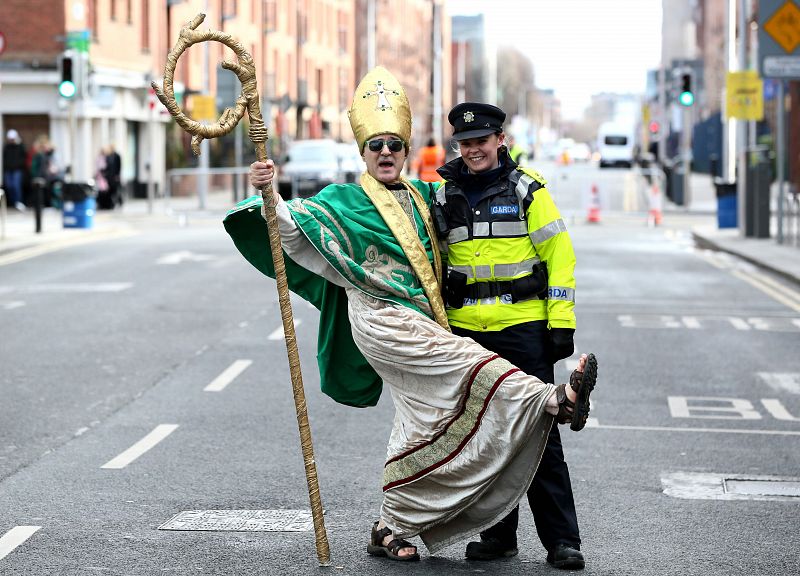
top-left (570, 353), bottom-right (597, 431)
top-left (366, 521), bottom-right (420, 562)
top-left (555, 383), bottom-right (576, 424)
top-left (556, 353), bottom-right (598, 431)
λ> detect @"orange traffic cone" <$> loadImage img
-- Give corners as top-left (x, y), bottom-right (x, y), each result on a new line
top-left (647, 181), bottom-right (663, 227)
top-left (587, 184), bottom-right (601, 223)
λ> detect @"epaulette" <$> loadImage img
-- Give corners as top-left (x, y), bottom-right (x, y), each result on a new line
top-left (518, 166), bottom-right (547, 186)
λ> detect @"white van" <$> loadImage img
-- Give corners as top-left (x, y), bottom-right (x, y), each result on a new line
top-left (597, 122), bottom-right (635, 168)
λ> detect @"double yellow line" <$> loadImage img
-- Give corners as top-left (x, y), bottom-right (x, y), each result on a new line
top-left (0, 229), bottom-right (137, 267)
top-left (730, 268), bottom-right (800, 313)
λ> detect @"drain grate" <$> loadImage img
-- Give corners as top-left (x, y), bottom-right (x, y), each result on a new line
top-left (662, 472), bottom-right (800, 501)
top-left (158, 510), bottom-right (313, 532)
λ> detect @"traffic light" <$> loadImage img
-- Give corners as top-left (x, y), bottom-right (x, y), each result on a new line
top-left (648, 120), bottom-right (660, 135)
top-left (678, 72), bottom-right (694, 107)
top-left (58, 51), bottom-right (77, 99)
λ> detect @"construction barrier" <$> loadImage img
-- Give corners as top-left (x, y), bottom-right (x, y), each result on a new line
top-left (587, 183), bottom-right (601, 223)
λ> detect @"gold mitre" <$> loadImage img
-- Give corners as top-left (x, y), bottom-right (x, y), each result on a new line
top-left (348, 66), bottom-right (412, 151)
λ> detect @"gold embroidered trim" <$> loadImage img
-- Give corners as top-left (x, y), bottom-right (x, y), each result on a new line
top-left (360, 172), bottom-right (449, 330)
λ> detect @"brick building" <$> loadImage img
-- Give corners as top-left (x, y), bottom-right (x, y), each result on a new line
top-left (0, 0), bottom-right (453, 197)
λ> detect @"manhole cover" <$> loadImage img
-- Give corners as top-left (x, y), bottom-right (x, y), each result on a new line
top-left (662, 472), bottom-right (800, 501)
top-left (159, 510), bottom-right (313, 532)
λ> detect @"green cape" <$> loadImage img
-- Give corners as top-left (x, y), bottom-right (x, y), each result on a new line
top-left (223, 181), bottom-right (435, 407)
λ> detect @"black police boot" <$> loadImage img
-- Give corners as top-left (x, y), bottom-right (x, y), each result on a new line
top-left (546, 544), bottom-right (585, 569)
top-left (465, 536), bottom-right (518, 560)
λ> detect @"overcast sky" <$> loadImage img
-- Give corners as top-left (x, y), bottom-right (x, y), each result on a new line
top-left (447, 0), bottom-right (663, 119)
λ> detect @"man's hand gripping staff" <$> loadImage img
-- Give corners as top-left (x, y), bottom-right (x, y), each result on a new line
top-left (151, 13), bottom-right (330, 566)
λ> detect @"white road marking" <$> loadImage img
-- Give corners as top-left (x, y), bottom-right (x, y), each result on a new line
top-left (758, 372), bottom-right (800, 394)
top-left (589, 423), bottom-right (800, 436)
top-left (204, 359), bottom-right (253, 392)
top-left (268, 318), bottom-right (302, 340)
top-left (681, 316), bottom-right (701, 329)
top-left (728, 316), bottom-right (751, 330)
top-left (1, 301), bottom-right (25, 310)
top-left (761, 399), bottom-right (800, 421)
top-left (0, 283), bottom-right (132, 293)
top-left (617, 314), bottom-right (799, 332)
top-left (0, 526), bottom-right (41, 560)
top-left (156, 251), bottom-right (215, 265)
top-left (668, 396), bottom-right (762, 420)
top-left (101, 424), bottom-right (179, 469)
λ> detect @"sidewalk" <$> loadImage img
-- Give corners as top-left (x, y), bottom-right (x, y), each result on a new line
top-left (2, 184), bottom-right (799, 285)
top-left (0, 190), bottom-right (239, 259)
top-left (670, 171), bottom-right (800, 284)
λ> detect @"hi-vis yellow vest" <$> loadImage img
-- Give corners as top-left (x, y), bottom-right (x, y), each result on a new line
top-left (436, 166), bottom-right (576, 332)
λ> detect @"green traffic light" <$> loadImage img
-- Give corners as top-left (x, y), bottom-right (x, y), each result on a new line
top-left (59, 80), bottom-right (76, 99)
top-left (679, 91), bottom-right (694, 106)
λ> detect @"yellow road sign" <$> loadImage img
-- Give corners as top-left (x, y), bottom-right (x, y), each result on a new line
top-left (764, 1), bottom-right (800, 53)
top-left (726, 71), bottom-right (764, 120)
top-left (191, 95), bottom-right (217, 121)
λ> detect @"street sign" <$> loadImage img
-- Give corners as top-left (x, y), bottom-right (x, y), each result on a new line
top-left (66, 29), bottom-right (91, 53)
top-left (191, 94), bottom-right (217, 121)
top-left (764, 1), bottom-right (800, 52)
top-left (759, 0), bottom-right (800, 79)
top-left (725, 71), bottom-right (764, 120)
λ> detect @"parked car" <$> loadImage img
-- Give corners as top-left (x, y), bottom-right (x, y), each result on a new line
top-left (277, 139), bottom-right (342, 199)
top-left (337, 142), bottom-right (366, 183)
top-left (276, 139), bottom-right (368, 198)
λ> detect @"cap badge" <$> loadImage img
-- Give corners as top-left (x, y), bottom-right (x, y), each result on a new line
top-left (362, 79), bottom-right (400, 111)
top-left (463, 111), bottom-right (475, 122)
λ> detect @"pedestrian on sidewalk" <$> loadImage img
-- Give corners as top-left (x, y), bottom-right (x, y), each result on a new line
top-left (435, 102), bottom-right (584, 569)
top-left (94, 148), bottom-right (111, 208)
top-left (30, 135), bottom-right (61, 207)
top-left (225, 67), bottom-right (598, 561)
top-left (104, 144), bottom-right (122, 207)
top-left (3, 129), bottom-right (27, 210)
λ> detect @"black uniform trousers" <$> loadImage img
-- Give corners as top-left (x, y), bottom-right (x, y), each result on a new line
top-left (452, 319), bottom-right (581, 552)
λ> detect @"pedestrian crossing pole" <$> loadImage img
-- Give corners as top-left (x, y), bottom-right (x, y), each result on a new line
top-left (151, 13), bottom-right (331, 567)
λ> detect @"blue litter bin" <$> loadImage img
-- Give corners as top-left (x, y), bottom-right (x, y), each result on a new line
top-left (714, 180), bottom-right (737, 229)
top-left (62, 183), bottom-right (96, 229)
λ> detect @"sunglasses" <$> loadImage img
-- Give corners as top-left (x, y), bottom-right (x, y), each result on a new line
top-left (367, 138), bottom-right (404, 153)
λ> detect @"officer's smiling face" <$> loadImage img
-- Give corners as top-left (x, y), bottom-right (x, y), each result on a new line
top-left (458, 132), bottom-right (505, 174)
top-left (363, 133), bottom-right (407, 184)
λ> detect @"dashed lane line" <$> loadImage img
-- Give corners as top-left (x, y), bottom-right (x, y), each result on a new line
top-left (0, 526), bottom-right (41, 561)
top-left (204, 359), bottom-right (253, 392)
top-left (100, 424), bottom-right (179, 469)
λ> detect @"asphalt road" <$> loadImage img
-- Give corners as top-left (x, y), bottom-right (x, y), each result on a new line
top-left (1, 163), bottom-right (798, 575)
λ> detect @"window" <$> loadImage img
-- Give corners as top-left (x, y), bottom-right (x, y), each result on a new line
top-left (604, 136), bottom-right (628, 146)
top-left (265, 0), bottom-right (277, 31)
top-left (141, 0), bottom-right (150, 51)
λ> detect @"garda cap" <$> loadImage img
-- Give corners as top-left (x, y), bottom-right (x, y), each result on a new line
top-left (448, 102), bottom-right (505, 141)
